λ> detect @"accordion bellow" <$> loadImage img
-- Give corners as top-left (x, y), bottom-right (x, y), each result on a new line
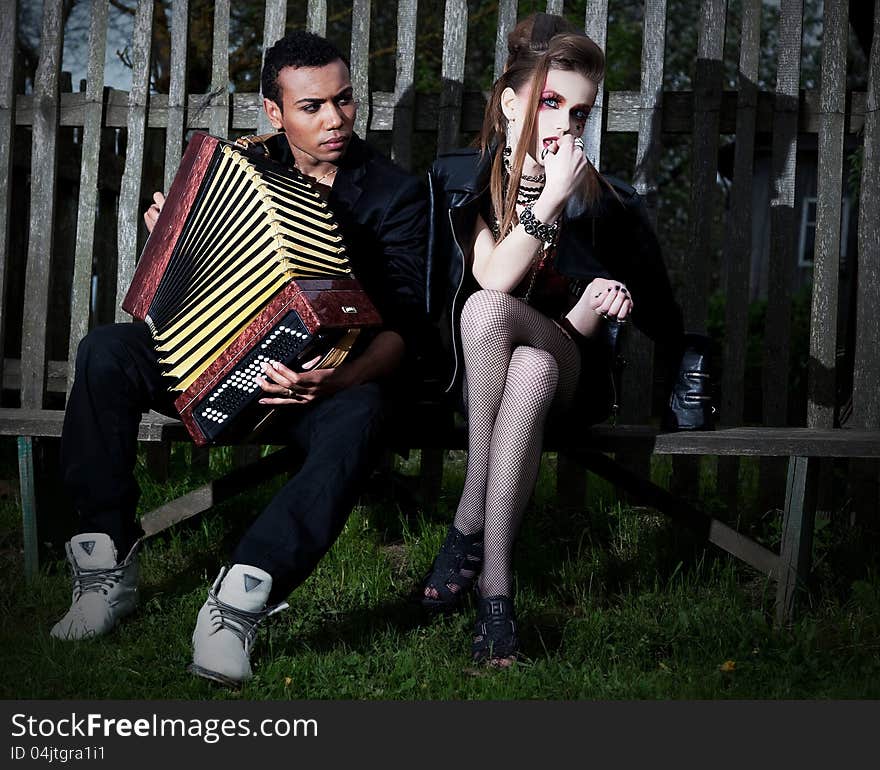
top-left (122, 132), bottom-right (382, 446)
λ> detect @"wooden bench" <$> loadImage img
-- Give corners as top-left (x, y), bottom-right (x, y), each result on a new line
top-left (2, 1), bottom-right (878, 627)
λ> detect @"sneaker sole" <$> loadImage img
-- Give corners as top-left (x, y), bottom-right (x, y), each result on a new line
top-left (187, 663), bottom-right (246, 689)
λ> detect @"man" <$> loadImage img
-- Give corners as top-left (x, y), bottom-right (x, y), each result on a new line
top-left (52, 31), bottom-right (428, 688)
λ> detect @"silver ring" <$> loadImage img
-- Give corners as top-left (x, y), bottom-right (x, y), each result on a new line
top-left (540, 147), bottom-right (550, 160)
top-left (574, 137), bottom-right (585, 149)
top-left (286, 387), bottom-right (294, 397)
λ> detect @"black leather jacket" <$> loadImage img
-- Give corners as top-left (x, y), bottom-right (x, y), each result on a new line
top-left (244, 132), bottom-right (429, 369)
top-left (426, 147), bottom-right (685, 398)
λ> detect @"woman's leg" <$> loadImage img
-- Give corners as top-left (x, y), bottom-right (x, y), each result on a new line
top-left (453, 290), bottom-right (581, 537)
top-left (479, 346), bottom-right (559, 598)
top-left (423, 290), bottom-right (581, 604)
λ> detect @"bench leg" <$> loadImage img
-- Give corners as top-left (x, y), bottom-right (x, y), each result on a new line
top-left (557, 451), bottom-right (587, 510)
top-left (775, 456), bottom-right (817, 627)
top-left (419, 449), bottom-right (444, 511)
top-left (145, 443), bottom-right (172, 481)
top-left (17, 436), bottom-right (39, 582)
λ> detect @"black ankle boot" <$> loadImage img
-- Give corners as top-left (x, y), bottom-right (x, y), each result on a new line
top-left (662, 332), bottom-right (715, 431)
top-left (472, 595), bottom-right (519, 666)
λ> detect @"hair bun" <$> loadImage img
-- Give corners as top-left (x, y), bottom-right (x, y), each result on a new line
top-left (506, 13), bottom-right (579, 63)
top-left (531, 13), bottom-right (565, 48)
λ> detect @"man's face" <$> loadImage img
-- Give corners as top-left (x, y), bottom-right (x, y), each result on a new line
top-left (263, 59), bottom-right (357, 165)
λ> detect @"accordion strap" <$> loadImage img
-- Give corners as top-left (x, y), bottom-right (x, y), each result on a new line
top-left (234, 132), bottom-right (280, 158)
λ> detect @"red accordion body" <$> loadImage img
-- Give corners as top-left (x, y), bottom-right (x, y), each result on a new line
top-left (122, 132), bottom-right (381, 446)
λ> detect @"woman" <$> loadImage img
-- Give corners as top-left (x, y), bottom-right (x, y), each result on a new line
top-left (420, 13), bottom-right (696, 667)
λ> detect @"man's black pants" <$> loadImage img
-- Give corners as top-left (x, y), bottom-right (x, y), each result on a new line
top-left (61, 322), bottom-right (391, 602)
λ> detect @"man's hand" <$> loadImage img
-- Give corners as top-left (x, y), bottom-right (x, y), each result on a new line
top-left (255, 356), bottom-right (349, 406)
top-left (143, 191), bottom-right (166, 233)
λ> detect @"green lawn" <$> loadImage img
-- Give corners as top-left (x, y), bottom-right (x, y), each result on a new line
top-left (0, 446), bottom-right (878, 700)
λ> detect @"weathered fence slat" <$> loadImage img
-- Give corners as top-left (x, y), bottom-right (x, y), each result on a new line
top-left (114, 0), bottom-right (154, 322)
top-left (558, 0), bottom-right (612, 506)
top-left (759, 0), bottom-right (804, 510)
top-left (350, 0), bottom-right (371, 139)
top-left (164, 0), bottom-right (189, 191)
top-left (545, 0), bottom-right (564, 16)
top-left (307, 0), bottom-right (328, 37)
top-left (807, 0), bottom-right (849, 429)
top-left (582, 0), bottom-right (609, 169)
top-left (494, 0), bottom-right (518, 82)
top-left (720, 0), bottom-right (761, 427)
top-left (852, 0), bottom-right (880, 430)
top-left (257, 0), bottom-right (287, 135)
top-left (437, 0), bottom-right (468, 155)
top-left (21, 0), bottom-right (63, 408)
top-left (392, 0), bottom-right (418, 170)
top-left (0, 0), bottom-right (17, 403)
top-left (763, 0), bottom-right (804, 427)
top-left (683, 0), bottom-right (725, 333)
top-left (208, 0), bottom-right (230, 138)
top-left (622, 0), bottom-right (667, 426)
top-left (67, 0), bottom-right (109, 398)
top-left (671, 0), bottom-right (725, 499)
top-left (718, 0), bottom-right (762, 504)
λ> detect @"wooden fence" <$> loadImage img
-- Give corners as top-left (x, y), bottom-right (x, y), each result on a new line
top-left (1, 0), bottom-right (878, 515)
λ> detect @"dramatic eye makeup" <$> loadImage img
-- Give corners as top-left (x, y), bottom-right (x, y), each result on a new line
top-left (539, 90), bottom-right (592, 122)
top-left (539, 91), bottom-right (561, 109)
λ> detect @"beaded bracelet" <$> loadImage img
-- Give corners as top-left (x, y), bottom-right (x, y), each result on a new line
top-left (519, 205), bottom-right (559, 244)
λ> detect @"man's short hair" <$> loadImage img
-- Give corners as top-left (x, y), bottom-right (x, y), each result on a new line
top-left (261, 31), bottom-right (349, 110)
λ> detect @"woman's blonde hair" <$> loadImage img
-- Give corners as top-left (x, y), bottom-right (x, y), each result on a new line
top-left (478, 13), bottom-right (605, 237)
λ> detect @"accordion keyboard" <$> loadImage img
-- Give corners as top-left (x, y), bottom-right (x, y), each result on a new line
top-left (193, 310), bottom-right (314, 443)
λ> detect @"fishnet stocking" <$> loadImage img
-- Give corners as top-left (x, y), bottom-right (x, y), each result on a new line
top-left (454, 289), bottom-right (581, 597)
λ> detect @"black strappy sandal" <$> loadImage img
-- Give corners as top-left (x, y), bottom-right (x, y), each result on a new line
top-left (419, 526), bottom-right (484, 613)
top-left (471, 594), bottom-right (519, 667)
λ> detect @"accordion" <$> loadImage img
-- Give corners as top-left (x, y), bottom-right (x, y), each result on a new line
top-left (122, 131), bottom-right (382, 446)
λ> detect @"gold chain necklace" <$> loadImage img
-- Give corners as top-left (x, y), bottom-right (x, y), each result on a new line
top-left (313, 167), bottom-right (339, 186)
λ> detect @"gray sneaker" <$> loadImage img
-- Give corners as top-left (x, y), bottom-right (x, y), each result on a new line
top-left (50, 533), bottom-right (140, 640)
top-left (189, 564), bottom-right (288, 688)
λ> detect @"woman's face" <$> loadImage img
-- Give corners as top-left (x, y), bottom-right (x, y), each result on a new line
top-left (511, 68), bottom-right (598, 165)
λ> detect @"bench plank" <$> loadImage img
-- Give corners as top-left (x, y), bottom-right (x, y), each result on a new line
top-left (0, 408), bottom-right (187, 442)
top-left (140, 446), bottom-right (302, 536)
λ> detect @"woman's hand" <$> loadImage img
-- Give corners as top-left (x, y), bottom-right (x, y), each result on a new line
top-left (143, 191), bottom-right (166, 233)
top-left (540, 135), bottom-right (590, 207)
top-left (563, 277), bottom-right (633, 338)
top-left (255, 356), bottom-right (348, 405)
top-left (586, 277), bottom-right (633, 321)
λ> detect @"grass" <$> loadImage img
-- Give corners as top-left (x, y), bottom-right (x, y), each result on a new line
top-left (0, 444), bottom-right (878, 700)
